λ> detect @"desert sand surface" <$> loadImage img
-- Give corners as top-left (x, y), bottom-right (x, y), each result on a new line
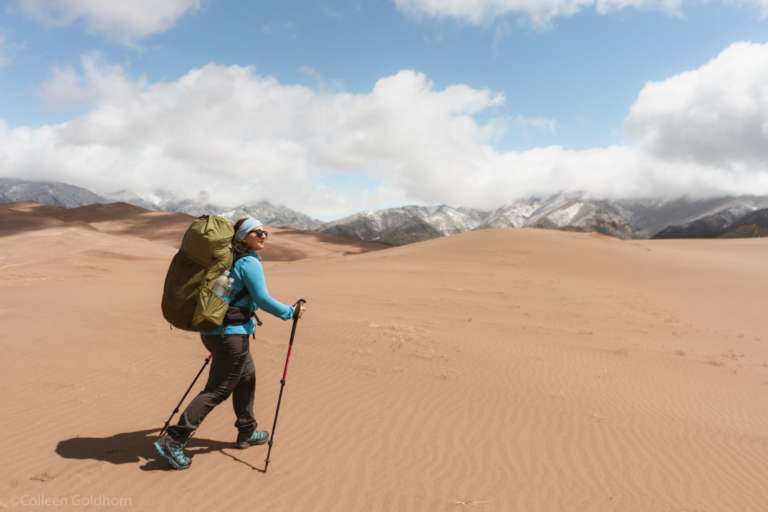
top-left (1, 201), bottom-right (767, 511)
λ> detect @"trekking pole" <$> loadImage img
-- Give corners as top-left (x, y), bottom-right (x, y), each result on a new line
top-left (159, 353), bottom-right (213, 437)
top-left (265, 299), bottom-right (306, 472)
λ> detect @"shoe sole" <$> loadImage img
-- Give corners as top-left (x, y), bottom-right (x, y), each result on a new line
top-left (154, 441), bottom-right (190, 470)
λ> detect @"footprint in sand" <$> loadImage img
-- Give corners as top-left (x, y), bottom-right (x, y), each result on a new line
top-left (30, 472), bottom-right (55, 483)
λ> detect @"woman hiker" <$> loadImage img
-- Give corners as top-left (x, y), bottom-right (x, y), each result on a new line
top-left (155, 217), bottom-right (306, 470)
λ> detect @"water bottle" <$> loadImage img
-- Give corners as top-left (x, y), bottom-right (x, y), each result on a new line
top-left (211, 270), bottom-right (230, 298)
top-left (224, 278), bottom-right (235, 299)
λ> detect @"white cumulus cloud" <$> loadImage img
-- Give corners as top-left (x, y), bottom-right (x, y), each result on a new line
top-left (20, 60), bottom-right (511, 215)
top-left (626, 41), bottom-right (768, 167)
top-left (38, 52), bottom-right (147, 108)
top-left (12, 0), bottom-right (204, 45)
top-left (1, 42), bottom-right (767, 218)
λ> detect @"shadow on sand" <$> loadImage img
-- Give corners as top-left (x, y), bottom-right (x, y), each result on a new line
top-left (56, 429), bottom-right (264, 472)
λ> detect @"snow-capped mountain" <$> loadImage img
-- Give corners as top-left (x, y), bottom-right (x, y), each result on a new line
top-left (318, 205), bottom-right (482, 246)
top-left (596, 196), bottom-right (768, 238)
top-left (720, 209), bottom-right (768, 238)
top-left (318, 200), bottom-right (569, 246)
top-left (220, 200), bottom-right (323, 230)
top-left (144, 190), bottom-right (322, 229)
top-left (0, 179), bottom-right (321, 230)
top-left (317, 195), bottom-right (637, 246)
top-left (0, 178), bottom-right (108, 208)
top-left (516, 193), bottom-right (768, 240)
top-left (144, 189), bottom-right (226, 218)
top-left (510, 193), bottom-right (634, 238)
top-left (652, 203), bottom-right (757, 239)
top-left (519, 192), bottom-right (583, 225)
top-left (526, 202), bottom-right (635, 239)
top-left (3, 178), bottom-right (767, 244)
top-left (316, 192), bottom-right (768, 246)
top-left (477, 198), bottom-right (543, 229)
top-left (654, 205), bottom-right (768, 239)
top-left (103, 190), bottom-right (161, 211)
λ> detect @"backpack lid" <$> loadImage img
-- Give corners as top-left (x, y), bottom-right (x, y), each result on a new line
top-left (182, 215), bottom-right (234, 267)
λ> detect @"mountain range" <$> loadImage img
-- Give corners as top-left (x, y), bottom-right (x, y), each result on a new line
top-left (1, 177), bottom-right (107, 208)
top-left (220, 201), bottom-right (323, 231)
top-left (1, 178), bottom-right (767, 244)
top-left (0, 178), bottom-right (319, 230)
top-left (653, 203), bottom-right (768, 239)
top-left (319, 193), bottom-right (768, 245)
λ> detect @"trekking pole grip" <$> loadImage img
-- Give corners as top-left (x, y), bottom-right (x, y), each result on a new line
top-left (292, 298), bottom-right (306, 319)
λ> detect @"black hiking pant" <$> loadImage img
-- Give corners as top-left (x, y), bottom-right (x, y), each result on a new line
top-left (168, 333), bottom-right (257, 440)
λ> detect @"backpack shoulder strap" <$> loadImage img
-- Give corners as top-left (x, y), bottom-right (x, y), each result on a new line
top-left (230, 251), bottom-right (253, 303)
top-left (228, 250), bottom-right (263, 327)
top-left (231, 287), bottom-right (249, 306)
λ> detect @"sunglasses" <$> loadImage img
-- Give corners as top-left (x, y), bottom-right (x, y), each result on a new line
top-left (249, 228), bottom-right (269, 239)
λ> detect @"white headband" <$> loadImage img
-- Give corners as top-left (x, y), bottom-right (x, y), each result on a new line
top-left (234, 218), bottom-right (262, 242)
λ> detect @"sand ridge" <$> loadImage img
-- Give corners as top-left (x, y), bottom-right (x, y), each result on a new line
top-left (0, 200), bottom-right (387, 257)
top-left (0, 208), bottom-right (767, 511)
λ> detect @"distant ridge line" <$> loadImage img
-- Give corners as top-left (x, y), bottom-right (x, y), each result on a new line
top-left (2, 178), bottom-right (767, 245)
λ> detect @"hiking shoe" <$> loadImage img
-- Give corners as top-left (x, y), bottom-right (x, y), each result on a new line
top-left (155, 434), bottom-right (191, 470)
top-left (235, 430), bottom-right (269, 449)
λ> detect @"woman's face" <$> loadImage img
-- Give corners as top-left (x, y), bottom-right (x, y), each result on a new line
top-left (244, 225), bottom-right (268, 251)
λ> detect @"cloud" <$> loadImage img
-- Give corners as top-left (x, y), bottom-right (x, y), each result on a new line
top-left (492, 20), bottom-right (513, 55)
top-left (392, 0), bottom-right (768, 27)
top-left (512, 115), bottom-right (556, 136)
top-left (11, 0), bottom-right (204, 45)
top-left (2, 42), bottom-right (767, 218)
top-left (38, 52), bottom-right (146, 108)
top-left (260, 21), bottom-right (298, 39)
top-left (298, 65), bottom-right (344, 92)
top-left (626, 41), bottom-right (768, 167)
top-left (319, 2), bottom-right (363, 19)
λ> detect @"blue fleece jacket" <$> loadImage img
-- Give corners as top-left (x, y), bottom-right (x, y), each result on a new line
top-left (202, 250), bottom-right (294, 335)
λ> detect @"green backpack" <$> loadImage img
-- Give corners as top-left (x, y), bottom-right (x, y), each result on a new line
top-left (161, 215), bottom-right (234, 331)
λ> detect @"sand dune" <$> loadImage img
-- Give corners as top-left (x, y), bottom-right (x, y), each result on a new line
top-left (1, 216), bottom-right (766, 511)
top-left (0, 205), bottom-right (74, 235)
top-left (0, 200), bottom-right (68, 219)
top-left (0, 200), bottom-right (386, 257)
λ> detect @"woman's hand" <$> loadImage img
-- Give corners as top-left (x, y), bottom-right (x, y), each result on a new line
top-left (294, 303), bottom-right (306, 319)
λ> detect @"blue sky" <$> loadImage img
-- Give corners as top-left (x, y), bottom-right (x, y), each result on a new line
top-left (0, 0), bottom-right (767, 218)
